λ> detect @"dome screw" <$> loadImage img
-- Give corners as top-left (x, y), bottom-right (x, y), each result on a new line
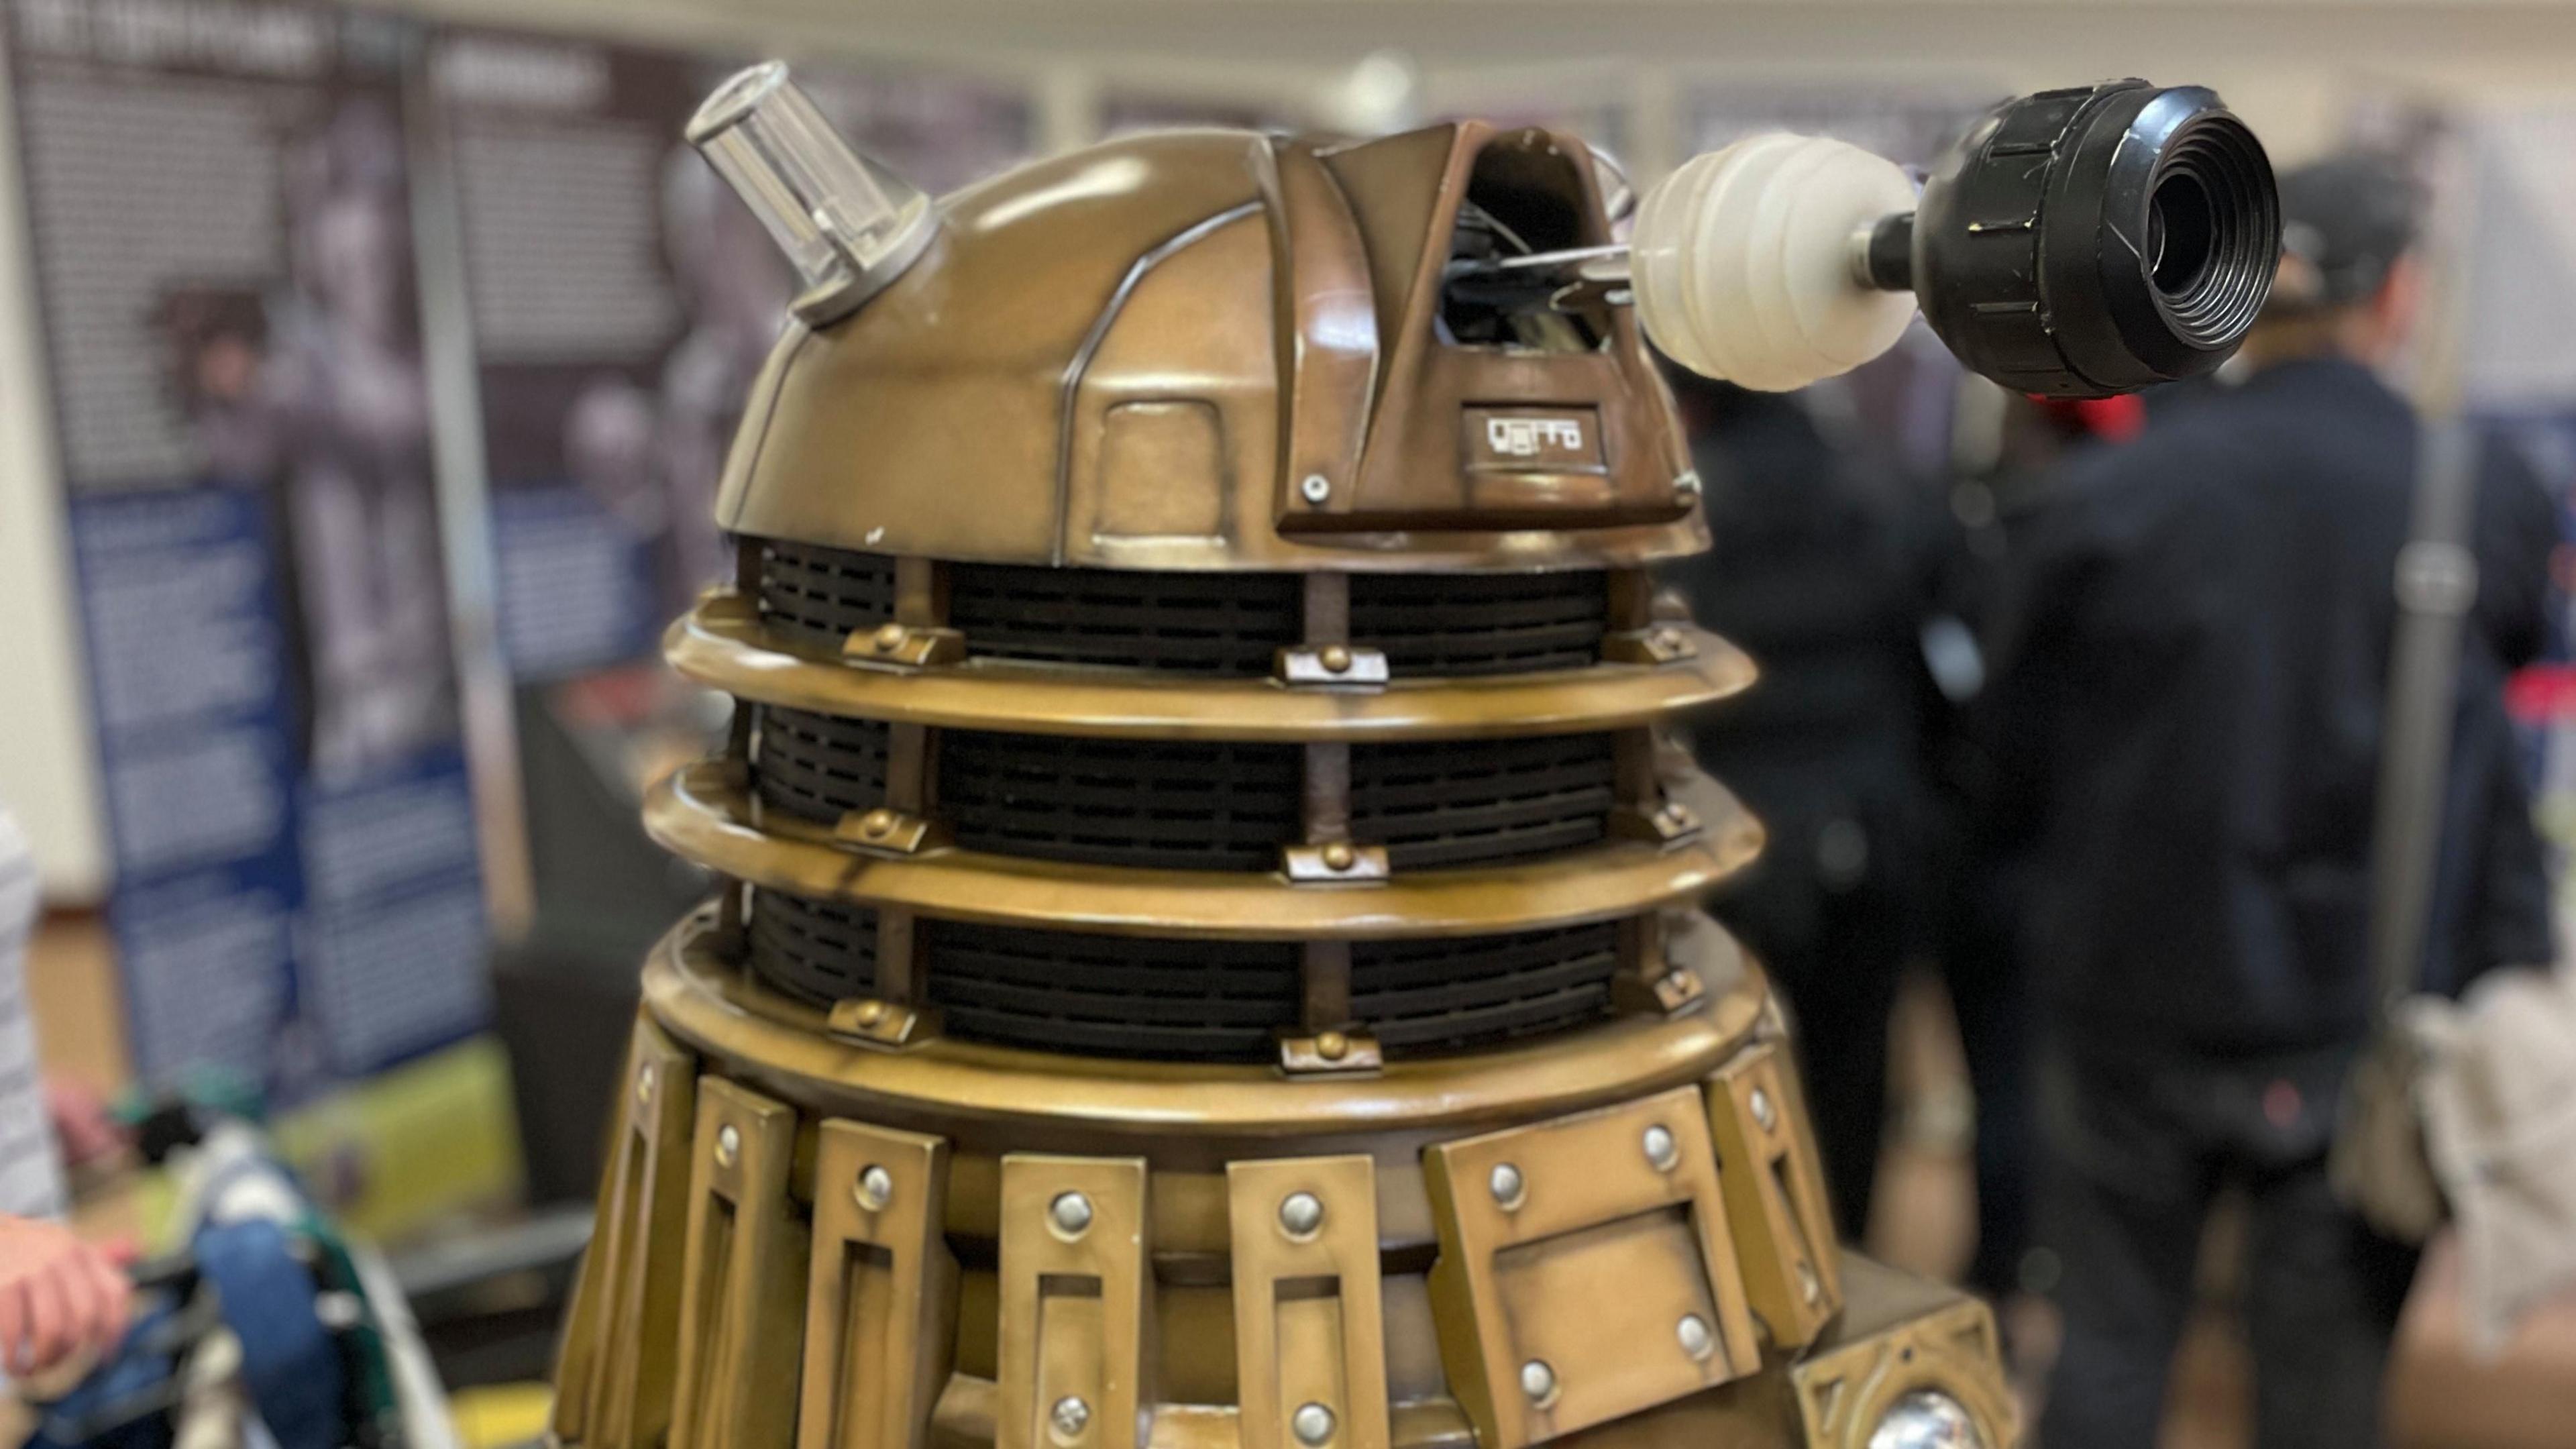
top-left (1643, 1124), bottom-right (1680, 1171)
top-left (853, 1000), bottom-right (886, 1026)
top-left (1301, 473), bottom-right (1332, 504)
top-left (1320, 841), bottom-right (1356, 871)
top-left (1319, 644), bottom-right (1353, 674)
top-left (1050, 1396), bottom-right (1090, 1441)
top-left (1291, 1403), bottom-right (1336, 1446)
top-left (716, 1124), bottom-right (741, 1167)
top-left (873, 622), bottom-right (906, 651)
top-left (860, 808), bottom-right (896, 838)
top-left (1751, 1087), bottom-right (1777, 1131)
top-left (1314, 1029), bottom-right (1350, 1061)
top-left (1676, 1313), bottom-right (1715, 1361)
top-left (1051, 1191), bottom-right (1094, 1237)
top-left (857, 1165), bottom-right (894, 1211)
top-left (1518, 1359), bottom-right (1557, 1405)
top-left (1279, 1191), bottom-right (1325, 1237)
top-left (1489, 1162), bottom-right (1525, 1209)
top-left (635, 1063), bottom-right (655, 1105)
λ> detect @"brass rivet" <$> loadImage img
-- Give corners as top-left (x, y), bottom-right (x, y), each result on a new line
top-left (1315, 1030), bottom-right (1350, 1061)
top-left (1050, 1191), bottom-right (1094, 1236)
top-left (1643, 1124), bottom-right (1679, 1171)
top-left (1291, 1403), bottom-right (1336, 1446)
top-left (1319, 644), bottom-right (1352, 674)
top-left (715, 1124), bottom-right (740, 1167)
top-left (1050, 1396), bottom-right (1091, 1441)
top-left (860, 808), bottom-right (896, 838)
top-left (1518, 1359), bottom-right (1557, 1404)
top-left (1279, 1191), bottom-right (1324, 1237)
top-left (854, 1000), bottom-right (886, 1026)
top-left (1751, 1087), bottom-right (1777, 1132)
top-left (1300, 473), bottom-right (1332, 504)
top-left (1677, 1313), bottom-right (1715, 1360)
top-left (1320, 841), bottom-right (1356, 871)
top-left (857, 1165), bottom-right (893, 1211)
top-left (1489, 1162), bottom-right (1525, 1208)
top-left (873, 622), bottom-right (906, 650)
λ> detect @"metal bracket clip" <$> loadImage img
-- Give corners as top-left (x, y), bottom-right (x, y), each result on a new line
top-left (1603, 625), bottom-right (1700, 665)
top-left (844, 621), bottom-right (967, 671)
top-left (1277, 645), bottom-right (1391, 689)
top-left (826, 998), bottom-right (939, 1050)
top-left (835, 807), bottom-right (941, 856)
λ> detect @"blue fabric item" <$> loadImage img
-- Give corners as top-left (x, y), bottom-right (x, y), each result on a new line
top-left (26, 1300), bottom-right (181, 1449)
top-left (192, 1220), bottom-right (341, 1449)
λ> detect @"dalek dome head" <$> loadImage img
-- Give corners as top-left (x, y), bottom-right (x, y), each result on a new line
top-left (699, 71), bottom-right (2280, 585)
top-left (697, 72), bottom-right (1707, 574)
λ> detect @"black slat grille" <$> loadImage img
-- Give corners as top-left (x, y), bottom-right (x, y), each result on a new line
top-left (743, 889), bottom-right (1625, 1061)
top-left (949, 564), bottom-right (1301, 676)
top-left (753, 706), bottom-right (891, 824)
top-left (922, 920), bottom-right (1303, 1060)
top-left (939, 732), bottom-right (1302, 871)
top-left (748, 538), bottom-right (1608, 680)
top-left (1354, 922), bottom-right (1620, 1051)
top-left (749, 717), bottom-right (1620, 874)
top-left (1352, 733), bottom-right (1617, 869)
top-left (747, 891), bottom-right (879, 1000)
top-left (1350, 570), bottom-right (1608, 676)
top-left (757, 541), bottom-right (898, 653)
top-left (925, 730), bottom-right (1617, 873)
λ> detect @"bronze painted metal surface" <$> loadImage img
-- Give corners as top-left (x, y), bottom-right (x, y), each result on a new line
top-left (714, 126), bottom-right (1707, 572)
top-left (553, 91), bottom-right (2017, 1449)
top-left (1422, 1085), bottom-right (1763, 1448)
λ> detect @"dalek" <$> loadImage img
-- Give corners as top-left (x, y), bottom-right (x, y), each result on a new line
top-left (548, 67), bottom-right (2277, 1449)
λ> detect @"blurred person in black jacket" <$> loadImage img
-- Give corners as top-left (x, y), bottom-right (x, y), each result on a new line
top-left (1982, 156), bottom-right (2559, 1448)
top-left (1661, 370), bottom-right (1947, 1242)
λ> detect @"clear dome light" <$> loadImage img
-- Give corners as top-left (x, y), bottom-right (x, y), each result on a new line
top-left (686, 62), bottom-right (936, 324)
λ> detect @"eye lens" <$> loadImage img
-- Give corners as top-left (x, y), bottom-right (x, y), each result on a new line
top-left (2143, 115), bottom-right (2277, 350)
top-left (2150, 172), bottom-right (2217, 295)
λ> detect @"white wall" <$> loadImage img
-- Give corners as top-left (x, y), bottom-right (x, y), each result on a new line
top-left (384, 0), bottom-right (2576, 167)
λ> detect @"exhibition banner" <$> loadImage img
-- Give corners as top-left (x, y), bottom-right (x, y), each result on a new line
top-left (427, 30), bottom-right (1031, 680)
top-left (4, 0), bottom-right (488, 1097)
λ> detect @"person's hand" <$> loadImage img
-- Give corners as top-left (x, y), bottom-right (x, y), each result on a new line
top-left (0, 1217), bottom-right (132, 1379)
top-left (44, 1081), bottom-right (127, 1172)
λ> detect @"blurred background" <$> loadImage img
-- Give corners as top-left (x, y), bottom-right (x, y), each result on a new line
top-left (3, 2), bottom-right (2575, 1446)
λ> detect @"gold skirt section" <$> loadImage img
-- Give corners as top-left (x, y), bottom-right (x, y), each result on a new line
top-left (549, 918), bottom-right (2017, 1449)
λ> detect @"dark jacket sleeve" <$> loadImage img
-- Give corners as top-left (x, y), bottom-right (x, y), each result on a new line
top-left (2450, 432), bottom-right (2562, 984)
top-left (1970, 473), bottom-right (2103, 856)
top-left (2470, 435), bottom-right (2558, 672)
